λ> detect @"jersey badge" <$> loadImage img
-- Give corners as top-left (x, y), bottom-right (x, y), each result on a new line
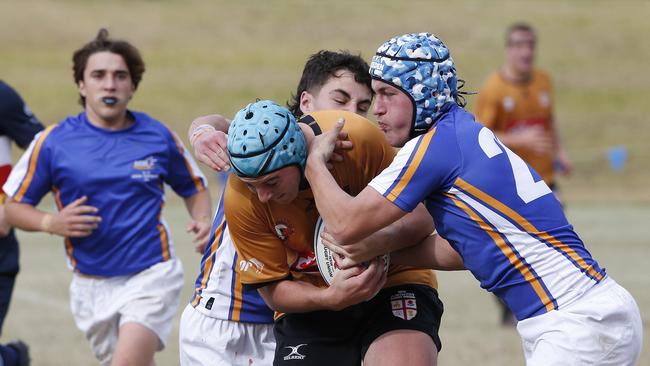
top-left (131, 156), bottom-right (159, 182)
top-left (391, 290), bottom-right (417, 320)
top-left (502, 96), bottom-right (515, 112)
top-left (539, 91), bottom-right (550, 108)
top-left (274, 221), bottom-right (294, 241)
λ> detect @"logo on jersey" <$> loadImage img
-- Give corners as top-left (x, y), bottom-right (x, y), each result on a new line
top-left (502, 96), bottom-right (515, 112)
top-left (539, 91), bottom-right (550, 108)
top-left (283, 344), bottom-right (307, 361)
top-left (274, 221), bottom-right (294, 241)
top-left (391, 291), bottom-right (417, 320)
top-left (239, 258), bottom-right (264, 274)
top-left (131, 156), bottom-right (159, 182)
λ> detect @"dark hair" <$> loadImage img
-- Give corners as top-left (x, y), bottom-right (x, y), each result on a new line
top-left (72, 28), bottom-right (145, 106)
top-left (287, 50), bottom-right (372, 117)
top-left (505, 22), bottom-right (536, 45)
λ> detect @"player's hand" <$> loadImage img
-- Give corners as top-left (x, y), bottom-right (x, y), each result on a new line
top-left (321, 230), bottom-right (376, 268)
top-left (511, 126), bottom-right (553, 156)
top-left (48, 196), bottom-right (101, 237)
top-left (187, 217), bottom-right (211, 254)
top-left (193, 129), bottom-right (230, 172)
top-left (308, 118), bottom-right (348, 167)
top-left (555, 149), bottom-right (573, 176)
top-left (328, 127), bottom-right (353, 168)
top-left (324, 257), bottom-right (386, 311)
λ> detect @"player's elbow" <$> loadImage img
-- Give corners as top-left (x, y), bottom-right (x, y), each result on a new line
top-left (327, 224), bottom-right (361, 246)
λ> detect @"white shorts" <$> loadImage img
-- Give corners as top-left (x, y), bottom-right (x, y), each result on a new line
top-left (70, 258), bottom-right (184, 365)
top-left (179, 304), bottom-right (275, 366)
top-left (517, 277), bottom-right (642, 366)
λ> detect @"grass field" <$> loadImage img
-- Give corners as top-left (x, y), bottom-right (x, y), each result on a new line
top-left (1, 0), bottom-right (648, 364)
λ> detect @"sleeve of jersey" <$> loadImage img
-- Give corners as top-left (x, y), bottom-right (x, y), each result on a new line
top-left (164, 130), bottom-right (208, 197)
top-left (223, 181), bottom-right (291, 286)
top-left (0, 83), bottom-right (45, 148)
top-left (3, 127), bottom-right (54, 205)
top-left (474, 78), bottom-right (499, 129)
top-left (1, 104), bottom-right (45, 149)
top-left (368, 127), bottom-right (459, 212)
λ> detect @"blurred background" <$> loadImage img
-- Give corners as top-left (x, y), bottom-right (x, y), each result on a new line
top-left (1, 0), bottom-right (648, 364)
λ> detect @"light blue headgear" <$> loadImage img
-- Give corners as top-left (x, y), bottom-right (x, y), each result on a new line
top-left (370, 32), bottom-right (458, 137)
top-left (228, 100), bottom-right (307, 178)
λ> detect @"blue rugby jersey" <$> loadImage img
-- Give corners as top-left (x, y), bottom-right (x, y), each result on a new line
top-left (189, 189), bottom-right (274, 323)
top-left (369, 103), bottom-right (605, 320)
top-left (4, 111), bottom-right (207, 276)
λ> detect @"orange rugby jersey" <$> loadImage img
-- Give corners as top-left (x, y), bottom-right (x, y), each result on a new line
top-left (223, 110), bottom-right (437, 311)
top-left (474, 70), bottom-right (555, 184)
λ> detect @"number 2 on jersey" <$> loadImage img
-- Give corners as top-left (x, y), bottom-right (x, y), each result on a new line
top-left (478, 128), bottom-right (551, 203)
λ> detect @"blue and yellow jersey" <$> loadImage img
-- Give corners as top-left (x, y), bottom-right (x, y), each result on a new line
top-left (369, 103), bottom-right (605, 320)
top-left (190, 190), bottom-right (274, 323)
top-left (3, 111), bottom-right (207, 276)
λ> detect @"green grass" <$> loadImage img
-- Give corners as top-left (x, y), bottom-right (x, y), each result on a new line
top-left (1, 0), bottom-right (648, 364)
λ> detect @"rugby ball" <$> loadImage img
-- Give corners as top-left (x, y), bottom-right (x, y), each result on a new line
top-left (313, 217), bottom-right (389, 286)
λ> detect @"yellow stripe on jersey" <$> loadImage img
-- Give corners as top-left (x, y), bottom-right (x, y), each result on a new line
top-left (455, 178), bottom-right (603, 281)
top-left (445, 192), bottom-right (555, 312)
top-left (386, 127), bottom-right (437, 202)
top-left (191, 219), bottom-right (225, 307)
top-left (230, 258), bottom-right (244, 321)
top-left (53, 186), bottom-right (77, 271)
top-left (154, 201), bottom-right (170, 261)
top-left (15, 125), bottom-right (56, 202)
top-left (171, 133), bottom-right (205, 193)
top-left (157, 224), bottom-right (170, 261)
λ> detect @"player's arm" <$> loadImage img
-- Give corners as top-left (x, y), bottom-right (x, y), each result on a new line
top-left (549, 115), bottom-right (572, 176)
top-left (187, 114), bottom-right (231, 171)
top-left (321, 203), bottom-right (434, 265)
top-left (5, 197), bottom-right (101, 237)
top-left (305, 119), bottom-right (410, 244)
top-left (182, 189), bottom-right (213, 253)
top-left (258, 257), bottom-right (386, 313)
top-left (391, 233), bottom-right (465, 270)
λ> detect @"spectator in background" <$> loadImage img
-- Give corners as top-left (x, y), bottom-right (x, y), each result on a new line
top-left (0, 80), bottom-right (44, 366)
top-left (3, 29), bottom-right (212, 366)
top-left (474, 22), bottom-right (573, 325)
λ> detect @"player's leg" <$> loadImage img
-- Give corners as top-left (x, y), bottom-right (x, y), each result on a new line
top-left (179, 303), bottom-right (275, 366)
top-left (116, 258), bottom-right (184, 366)
top-left (364, 329), bottom-right (437, 366)
top-left (0, 273), bottom-right (16, 334)
top-left (517, 277), bottom-right (642, 366)
top-left (0, 231), bottom-right (20, 335)
top-left (110, 322), bottom-right (158, 366)
top-left (362, 284), bottom-right (443, 366)
top-left (69, 274), bottom-right (120, 365)
top-left (273, 307), bottom-right (362, 366)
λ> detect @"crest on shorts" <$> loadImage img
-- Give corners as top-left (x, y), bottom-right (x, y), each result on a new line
top-left (391, 290), bottom-right (417, 320)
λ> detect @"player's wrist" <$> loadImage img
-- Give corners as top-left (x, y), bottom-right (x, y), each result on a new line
top-left (189, 124), bottom-right (216, 147)
top-left (40, 213), bottom-right (53, 234)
